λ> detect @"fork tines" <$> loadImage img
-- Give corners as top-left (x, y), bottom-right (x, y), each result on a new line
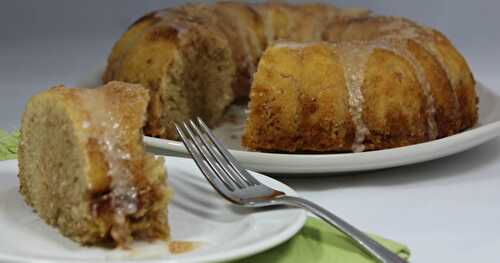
top-left (175, 117), bottom-right (260, 192)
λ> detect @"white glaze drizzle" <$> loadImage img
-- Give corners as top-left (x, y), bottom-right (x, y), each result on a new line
top-left (80, 90), bottom-right (138, 224)
top-left (334, 42), bottom-right (373, 152)
top-left (335, 36), bottom-right (440, 152)
top-left (338, 19), bottom-right (440, 140)
top-left (114, 4), bottom-right (456, 151)
top-left (373, 39), bottom-right (439, 140)
top-left (273, 41), bottom-right (318, 49)
top-left (378, 18), bottom-right (460, 120)
top-left (255, 10), bottom-right (442, 151)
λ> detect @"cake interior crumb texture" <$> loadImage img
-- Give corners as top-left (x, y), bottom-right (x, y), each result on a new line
top-left (18, 81), bottom-right (171, 247)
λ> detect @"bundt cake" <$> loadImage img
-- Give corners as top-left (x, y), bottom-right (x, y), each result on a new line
top-left (103, 1), bottom-right (477, 152)
top-left (18, 81), bottom-right (171, 247)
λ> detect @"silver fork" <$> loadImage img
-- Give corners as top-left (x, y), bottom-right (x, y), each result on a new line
top-left (175, 117), bottom-right (407, 263)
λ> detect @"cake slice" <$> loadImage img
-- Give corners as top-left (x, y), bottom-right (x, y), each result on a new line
top-left (18, 81), bottom-right (171, 247)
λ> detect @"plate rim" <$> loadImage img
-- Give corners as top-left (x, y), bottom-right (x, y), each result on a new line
top-left (0, 157), bottom-right (307, 263)
top-left (144, 82), bottom-right (500, 174)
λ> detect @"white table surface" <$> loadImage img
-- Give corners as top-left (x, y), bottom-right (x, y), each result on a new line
top-left (1, 1), bottom-right (499, 262)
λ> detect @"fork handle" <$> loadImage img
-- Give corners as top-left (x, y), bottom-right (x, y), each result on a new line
top-left (274, 196), bottom-right (407, 263)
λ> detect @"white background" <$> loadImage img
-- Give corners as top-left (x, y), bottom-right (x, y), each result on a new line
top-left (1, 1), bottom-right (499, 262)
top-left (1, 0), bottom-right (499, 129)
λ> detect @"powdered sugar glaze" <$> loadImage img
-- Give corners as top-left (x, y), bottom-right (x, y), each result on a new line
top-left (330, 18), bottom-right (449, 151)
top-left (79, 90), bottom-right (139, 230)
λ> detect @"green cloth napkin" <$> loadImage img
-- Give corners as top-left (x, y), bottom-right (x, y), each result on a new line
top-left (0, 129), bottom-right (410, 262)
top-left (235, 217), bottom-right (410, 263)
top-left (0, 129), bottom-right (19, 160)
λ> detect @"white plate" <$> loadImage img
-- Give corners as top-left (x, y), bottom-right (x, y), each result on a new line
top-left (145, 83), bottom-right (500, 174)
top-left (0, 157), bottom-right (306, 263)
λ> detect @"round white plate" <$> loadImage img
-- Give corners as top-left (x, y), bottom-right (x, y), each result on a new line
top-left (0, 157), bottom-right (306, 263)
top-left (145, 83), bottom-right (500, 174)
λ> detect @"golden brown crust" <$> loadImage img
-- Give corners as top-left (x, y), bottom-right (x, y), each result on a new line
top-left (242, 17), bottom-right (478, 152)
top-left (105, 5), bottom-right (236, 139)
top-left (104, 3), bottom-right (477, 152)
top-left (242, 43), bottom-right (357, 152)
top-left (103, 2), bottom-right (351, 140)
top-left (322, 16), bottom-right (478, 137)
top-left (360, 48), bottom-right (429, 150)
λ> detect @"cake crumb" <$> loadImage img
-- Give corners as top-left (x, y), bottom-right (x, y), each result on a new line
top-left (168, 240), bottom-right (201, 254)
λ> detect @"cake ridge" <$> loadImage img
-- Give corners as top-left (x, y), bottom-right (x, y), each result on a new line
top-left (104, 1), bottom-right (477, 152)
top-left (273, 38), bottom-right (440, 151)
top-left (365, 38), bottom-right (439, 141)
top-left (382, 40), bottom-right (439, 140)
top-left (364, 16), bottom-right (461, 129)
